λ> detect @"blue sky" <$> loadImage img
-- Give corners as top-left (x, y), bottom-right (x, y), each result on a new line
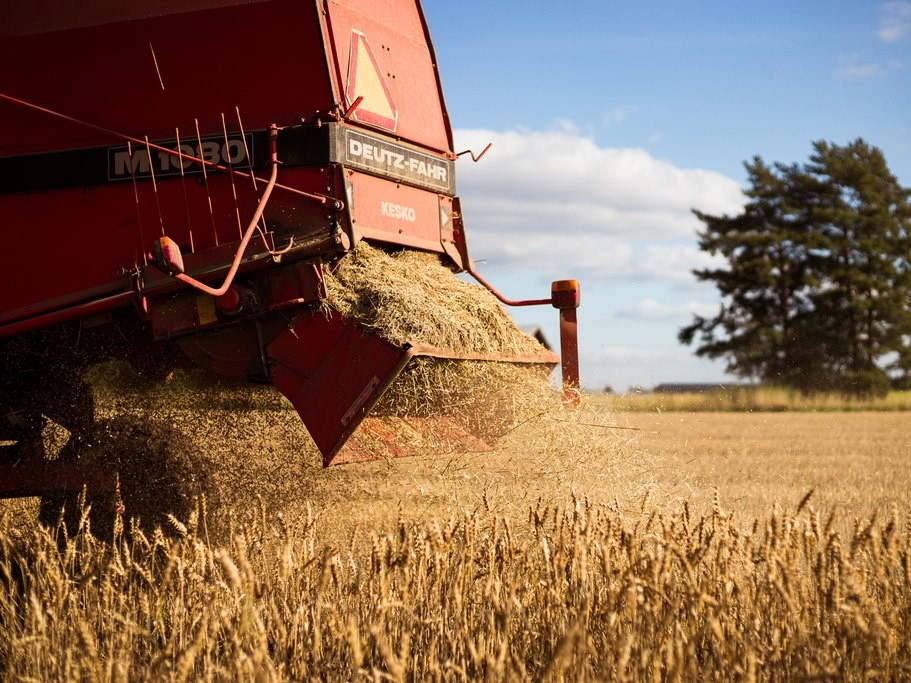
top-left (423, 0), bottom-right (911, 392)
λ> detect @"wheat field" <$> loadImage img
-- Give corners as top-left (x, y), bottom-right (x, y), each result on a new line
top-left (2, 388), bottom-right (910, 680)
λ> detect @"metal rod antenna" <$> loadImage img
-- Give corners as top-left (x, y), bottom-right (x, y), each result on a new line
top-left (126, 141), bottom-right (148, 266)
top-left (175, 127), bottom-right (196, 252)
top-left (221, 112), bottom-right (244, 240)
top-left (194, 118), bottom-right (220, 247)
top-left (144, 136), bottom-right (166, 236)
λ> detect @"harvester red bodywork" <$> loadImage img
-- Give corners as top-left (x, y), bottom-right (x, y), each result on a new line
top-left (0, 0), bottom-right (578, 499)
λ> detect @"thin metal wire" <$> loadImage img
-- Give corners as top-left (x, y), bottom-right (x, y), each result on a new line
top-left (126, 141), bottom-right (148, 266)
top-left (221, 112), bottom-right (244, 241)
top-left (235, 107), bottom-right (258, 193)
top-left (149, 42), bottom-right (165, 90)
top-left (236, 106), bottom-right (273, 248)
top-left (143, 136), bottom-right (166, 237)
top-left (194, 118), bottom-right (219, 247)
top-left (175, 127), bottom-right (196, 252)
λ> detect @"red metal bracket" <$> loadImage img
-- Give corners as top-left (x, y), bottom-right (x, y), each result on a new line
top-left (265, 309), bottom-right (559, 465)
top-left (466, 268), bottom-right (582, 405)
top-left (551, 280), bottom-right (581, 405)
top-left (447, 197), bottom-right (581, 401)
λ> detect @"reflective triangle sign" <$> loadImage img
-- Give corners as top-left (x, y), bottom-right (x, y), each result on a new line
top-left (345, 30), bottom-right (398, 132)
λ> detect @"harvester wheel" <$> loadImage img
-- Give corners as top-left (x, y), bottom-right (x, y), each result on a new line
top-left (38, 416), bottom-right (209, 541)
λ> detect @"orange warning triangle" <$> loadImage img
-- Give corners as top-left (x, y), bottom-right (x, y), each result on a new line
top-left (346, 30), bottom-right (398, 132)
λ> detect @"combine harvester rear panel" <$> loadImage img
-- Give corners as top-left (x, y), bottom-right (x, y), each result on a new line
top-left (0, 0), bottom-right (579, 501)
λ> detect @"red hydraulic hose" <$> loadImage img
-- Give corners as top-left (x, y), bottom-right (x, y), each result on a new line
top-left (466, 267), bottom-right (553, 307)
top-left (467, 263), bottom-right (582, 404)
top-left (173, 125), bottom-right (280, 297)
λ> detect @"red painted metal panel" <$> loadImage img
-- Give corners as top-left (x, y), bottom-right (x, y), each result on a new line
top-left (0, 159), bottom-right (334, 324)
top-left (346, 170), bottom-right (446, 253)
top-left (325, 0), bottom-right (451, 152)
top-left (1, 0), bottom-right (269, 37)
top-left (0, 184), bottom-right (152, 317)
top-left (267, 309), bottom-right (411, 465)
top-left (0, 173), bottom-right (258, 317)
top-left (0, 0), bottom-right (332, 154)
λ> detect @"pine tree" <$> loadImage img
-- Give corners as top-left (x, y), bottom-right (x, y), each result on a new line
top-left (680, 139), bottom-right (911, 395)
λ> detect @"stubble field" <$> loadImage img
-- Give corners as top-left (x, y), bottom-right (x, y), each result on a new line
top-left (2, 389), bottom-right (910, 680)
top-left (623, 410), bottom-right (911, 521)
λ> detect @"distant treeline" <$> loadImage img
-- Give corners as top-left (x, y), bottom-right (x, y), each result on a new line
top-left (598, 386), bottom-right (911, 412)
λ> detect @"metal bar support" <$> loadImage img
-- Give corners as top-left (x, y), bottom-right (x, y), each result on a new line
top-left (467, 267), bottom-right (582, 404)
top-left (551, 280), bottom-right (581, 405)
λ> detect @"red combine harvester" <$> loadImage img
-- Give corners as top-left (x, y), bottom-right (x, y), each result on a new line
top-left (0, 1), bottom-right (580, 510)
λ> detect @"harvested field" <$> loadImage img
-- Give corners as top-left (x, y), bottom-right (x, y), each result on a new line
top-left (623, 411), bottom-right (911, 522)
top-left (3, 387), bottom-right (911, 679)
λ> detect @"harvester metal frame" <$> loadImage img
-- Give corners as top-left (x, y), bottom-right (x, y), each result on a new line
top-left (0, 0), bottom-right (580, 506)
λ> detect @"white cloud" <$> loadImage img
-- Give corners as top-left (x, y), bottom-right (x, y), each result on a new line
top-left (464, 231), bottom-right (727, 282)
top-left (465, 231), bottom-right (634, 274)
top-left (878, 1), bottom-right (911, 42)
top-left (835, 56), bottom-right (905, 81)
top-left (616, 298), bottom-right (719, 321)
top-left (454, 126), bottom-right (745, 280)
top-left (603, 105), bottom-right (638, 126)
top-left (457, 128), bottom-right (742, 221)
top-left (634, 244), bottom-right (726, 282)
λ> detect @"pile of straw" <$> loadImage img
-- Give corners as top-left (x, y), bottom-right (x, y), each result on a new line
top-left (323, 243), bottom-right (561, 445)
top-left (323, 243), bottom-right (545, 356)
